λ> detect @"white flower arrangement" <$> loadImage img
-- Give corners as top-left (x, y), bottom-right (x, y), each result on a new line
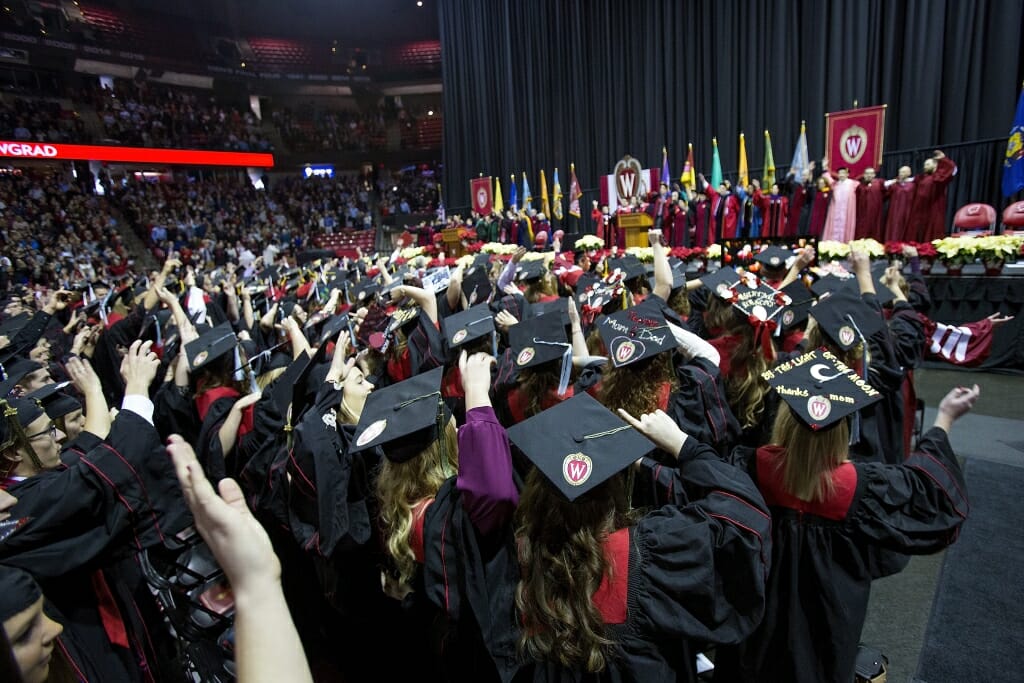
top-left (848, 238), bottom-right (886, 258)
top-left (480, 242), bottom-right (519, 255)
top-left (625, 246), bottom-right (653, 262)
top-left (399, 246), bottom-right (425, 259)
top-left (817, 241), bottom-right (851, 260)
top-left (575, 234), bottom-right (605, 250)
top-left (705, 244), bottom-right (722, 259)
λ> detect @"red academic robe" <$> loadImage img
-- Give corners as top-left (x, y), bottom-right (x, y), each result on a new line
top-left (910, 157), bottom-right (957, 242)
top-left (809, 188), bottom-right (831, 238)
top-left (692, 198), bottom-right (715, 247)
top-left (787, 184), bottom-right (807, 237)
top-left (884, 179), bottom-right (916, 242)
top-left (855, 178), bottom-right (886, 240)
top-left (712, 192), bottom-right (740, 240)
top-left (753, 190), bottom-right (789, 237)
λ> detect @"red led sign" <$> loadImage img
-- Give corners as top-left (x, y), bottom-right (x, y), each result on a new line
top-left (0, 141), bottom-right (275, 167)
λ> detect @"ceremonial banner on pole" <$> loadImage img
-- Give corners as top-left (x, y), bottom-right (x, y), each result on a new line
top-left (494, 176), bottom-right (504, 213)
top-left (790, 120), bottom-right (810, 181)
top-left (680, 143), bottom-right (696, 192)
top-left (763, 130), bottom-right (776, 187)
top-left (552, 168), bottom-right (564, 220)
top-left (661, 147), bottom-right (671, 190)
top-left (738, 133), bottom-right (749, 187)
top-left (1002, 85), bottom-right (1024, 197)
top-left (825, 104), bottom-right (886, 178)
top-left (470, 176), bottom-right (493, 216)
top-left (509, 175), bottom-right (518, 212)
top-left (540, 169), bottom-right (551, 217)
top-left (568, 163), bottom-right (582, 217)
top-left (521, 172), bottom-right (533, 211)
top-left (710, 138), bottom-right (723, 189)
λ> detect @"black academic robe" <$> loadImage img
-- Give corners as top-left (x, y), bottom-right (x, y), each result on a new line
top-left (421, 438), bottom-right (771, 683)
top-left (717, 427), bottom-right (968, 683)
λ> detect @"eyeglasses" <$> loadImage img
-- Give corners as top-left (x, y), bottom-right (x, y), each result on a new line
top-left (25, 423), bottom-right (58, 441)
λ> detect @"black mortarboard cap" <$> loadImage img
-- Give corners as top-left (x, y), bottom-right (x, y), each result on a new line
top-left (468, 253), bottom-right (492, 272)
top-left (597, 306), bottom-right (675, 368)
top-left (509, 313), bottom-right (571, 369)
top-left (608, 257), bottom-right (645, 282)
top-left (351, 280), bottom-right (382, 304)
top-left (185, 322), bottom-right (237, 372)
top-left (763, 348), bottom-right (883, 430)
top-left (257, 265), bottom-right (281, 281)
top-left (515, 261), bottom-right (546, 283)
top-left (0, 313), bottom-right (31, 338)
top-left (808, 290), bottom-right (884, 351)
top-left (349, 366), bottom-right (448, 463)
top-left (0, 356), bottom-right (43, 396)
top-left (0, 396), bottom-right (45, 446)
top-left (0, 565), bottom-right (42, 622)
top-left (461, 268), bottom-right (494, 307)
top-left (317, 314), bottom-right (351, 346)
top-left (26, 381), bottom-right (81, 419)
top-left (753, 245), bottom-right (794, 269)
top-left (810, 273), bottom-right (853, 298)
top-left (778, 281), bottom-right (815, 332)
top-left (700, 266), bottom-right (742, 299)
top-left (525, 297), bottom-right (570, 326)
top-left (730, 279), bottom-right (788, 322)
top-left (442, 304), bottom-right (495, 350)
top-left (506, 393), bottom-right (656, 502)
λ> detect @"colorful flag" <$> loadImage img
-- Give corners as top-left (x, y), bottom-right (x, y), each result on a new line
top-left (680, 143), bottom-right (696, 192)
top-left (738, 133), bottom-right (749, 187)
top-left (540, 169), bottom-right (551, 217)
top-left (710, 138), bottom-right (723, 190)
top-left (790, 120), bottom-right (810, 182)
top-left (470, 176), bottom-right (493, 216)
top-left (436, 183), bottom-right (446, 224)
top-left (763, 130), bottom-right (776, 188)
top-left (552, 168), bottom-right (564, 220)
top-left (1002, 85), bottom-right (1024, 196)
top-left (661, 147), bottom-right (670, 191)
top-left (521, 172), bottom-right (533, 211)
top-left (568, 163), bottom-right (582, 217)
top-left (494, 176), bottom-right (504, 213)
top-left (509, 174), bottom-right (518, 212)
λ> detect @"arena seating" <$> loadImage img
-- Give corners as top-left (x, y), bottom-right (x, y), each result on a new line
top-left (312, 229), bottom-right (377, 259)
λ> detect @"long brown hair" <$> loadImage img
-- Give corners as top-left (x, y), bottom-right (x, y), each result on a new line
top-left (516, 364), bottom-right (564, 420)
top-left (515, 469), bottom-right (639, 672)
top-left (706, 297), bottom-right (772, 430)
top-left (769, 403), bottom-right (850, 501)
top-left (806, 322), bottom-right (865, 368)
top-left (375, 422), bottom-right (459, 589)
top-left (525, 272), bottom-right (558, 303)
top-left (599, 352), bottom-right (677, 418)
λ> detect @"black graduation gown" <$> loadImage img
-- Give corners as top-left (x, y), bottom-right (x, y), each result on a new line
top-left (667, 355), bottom-right (742, 458)
top-left (716, 427), bottom-right (968, 683)
top-left (422, 438), bottom-right (772, 683)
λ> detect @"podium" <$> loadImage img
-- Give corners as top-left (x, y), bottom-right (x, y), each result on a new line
top-left (617, 213), bottom-right (653, 248)
top-left (442, 227), bottom-right (465, 257)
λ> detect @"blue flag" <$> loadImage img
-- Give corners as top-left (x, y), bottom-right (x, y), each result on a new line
top-left (509, 175), bottom-right (519, 212)
top-left (1003, 87), bottom-right (1024, 197)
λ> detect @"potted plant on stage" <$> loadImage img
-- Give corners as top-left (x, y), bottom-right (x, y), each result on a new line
top-left (932, 237), bottom-right (974, 276)
top-left (973, 235), bottom-right (1023, 275)
top-left (817, 240), bottom-right (851, 263)
top-left (849, 238), bottom-right (886, 260)
top-left (914, 241), bottom-right (938, 273)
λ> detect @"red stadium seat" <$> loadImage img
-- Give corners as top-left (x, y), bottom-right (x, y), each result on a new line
top-left (952, 203), bottom-right (997, 234)
top-left (1002, 200), bottom-right (1024, 233)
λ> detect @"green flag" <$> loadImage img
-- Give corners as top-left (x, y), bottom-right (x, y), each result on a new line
top-left (710, 137), bottom-right (723, 189)
top-left (764, 129), bottom-right (777, 187)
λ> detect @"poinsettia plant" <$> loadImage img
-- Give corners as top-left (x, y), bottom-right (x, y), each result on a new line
top-left (817, 241), bottom-right (851, 260)
top-left (849, 238), bottom-right (886, 259)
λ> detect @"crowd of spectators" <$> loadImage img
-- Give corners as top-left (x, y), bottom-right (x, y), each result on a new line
top-left (84, 80), bottom-right (273, 152)
top-left (0, 173), bottom-right (127, 292)
top-left (0, 97), bottom-right (88, 143)
top-left (378, 168), bottom-right (438, 216)
top-left (272, 105), bottom-right (387, 153)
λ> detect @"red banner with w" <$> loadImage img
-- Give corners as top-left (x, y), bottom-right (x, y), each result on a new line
top-left (470, 176), bottom-right (493, 216)
top-left (825, 105), bottom-right (886, 178)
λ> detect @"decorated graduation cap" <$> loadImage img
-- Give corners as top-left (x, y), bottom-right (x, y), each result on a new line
top-left (349, 366), bottom-right (448, 463)
top-left (506, 393), bottom-right (656, 502)
top-left (442, 304), bottom-right (496, 352)
top-left (509, 313), bottom-right (574, 394)
top-left (762, 348), bottom-right (882, 430)
top-left (808, 289), bottom-right (884, 351)
top-left (516, 261), bottom-right (546, 283)
top-left (0, 396), bottom-right (45, 451)
top-left (26, 381), bottom-right (81, 419)
top-left (461, 268), bottom-right (494, 307)
top-left (778, 281), bottom-right (816, 332)
top-left (185, 322), bottom-right (239, 373)
top-left (607, 257), bottom-right (645, 282)
top-left (753, 245), bottom-right (794, 270)
top-left (597, 305), bottom-right (674, 368)
top-left (700, 266), bottom-right (742, 299)
top-left (351, 279), bottom-right (382, 304)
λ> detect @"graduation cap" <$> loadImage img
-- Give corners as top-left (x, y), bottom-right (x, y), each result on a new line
top-left (515, 261), bottom-right (546, 283)
top-left (269, 348), bottom-right (317, 421)
top-left (508, 313), bottom-right (574, 392)
top-left (730, 279), bottom-right (789, 323)
top-left (700, 266), bottom-right (742, 299)
top-left (351, 280), bottom-right (382, 304)
top-left (647, 265), bottom-right (688, 293)
top-left (257, 265), bottom-right (282, 282)
top-left (25, 381), bottom-right (81, 419)
top-left (461, 268), bottom-right (494, 307)
top-left (762, 348), bottom-right (883, 430)
top-left (753, 245), bottom-right (794, 270)
top-left (607, 257), bottom-right (645, 282)
top-left (0, 313), bottom-right (31, 339)
top-left (442, 304), bottom-right (495, 351)
top-left (808, 289), bottom-right (884, 351)
top-left (185, 323), bottom-right (238, 373)
top-left (865, 261), bottom-right (897, 306)
top-left (349, 366), bottom-right (448, 463)
top-left (317, 313), bottom-right (351, 346)
top-left (597, 306), bottom-right (674, 368)
top-left (574, 273), bottom-right (602, 298)
top-left (778, 281), bottom-right (816, 332)
top-left (0, 396), bottom-right (45, 447)
top-left (810, 273), bottom-right (853, 298)
top-left (526, 297), bottom-right (570, 326)
top-left (0, 357), bottom-right (43, 396)
top-left (506, 393), bottom-right (656, 502)
top-left (468, 253), bottom-right (492, 272)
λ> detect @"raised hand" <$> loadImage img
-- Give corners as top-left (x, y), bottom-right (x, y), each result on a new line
top-left (617, 408), bottom-right (687, 455)
top-left (120, 340), bottom-right (160, 393)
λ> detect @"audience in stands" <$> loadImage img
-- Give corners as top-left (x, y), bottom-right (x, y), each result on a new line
top-left (0, 97), bottom-right (87, 144)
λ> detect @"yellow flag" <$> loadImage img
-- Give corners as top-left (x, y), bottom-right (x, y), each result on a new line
top-left (540, 169), bottom-right (551, 218)
top-left (738, 132), bottom-right (749, 187)
top-left (493, 176), bottom-right (504, 213)
top-left (764, 130), bottom-right (777, 187)
top-left (553, 168), bottom-right (563, 220)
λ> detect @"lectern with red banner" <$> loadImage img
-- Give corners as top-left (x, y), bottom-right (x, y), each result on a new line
top-left (825, 105), bottom-right (886, 177)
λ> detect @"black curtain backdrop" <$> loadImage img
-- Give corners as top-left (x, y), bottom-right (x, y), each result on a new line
top-left (439, 0), bottom-right (1024, 232)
